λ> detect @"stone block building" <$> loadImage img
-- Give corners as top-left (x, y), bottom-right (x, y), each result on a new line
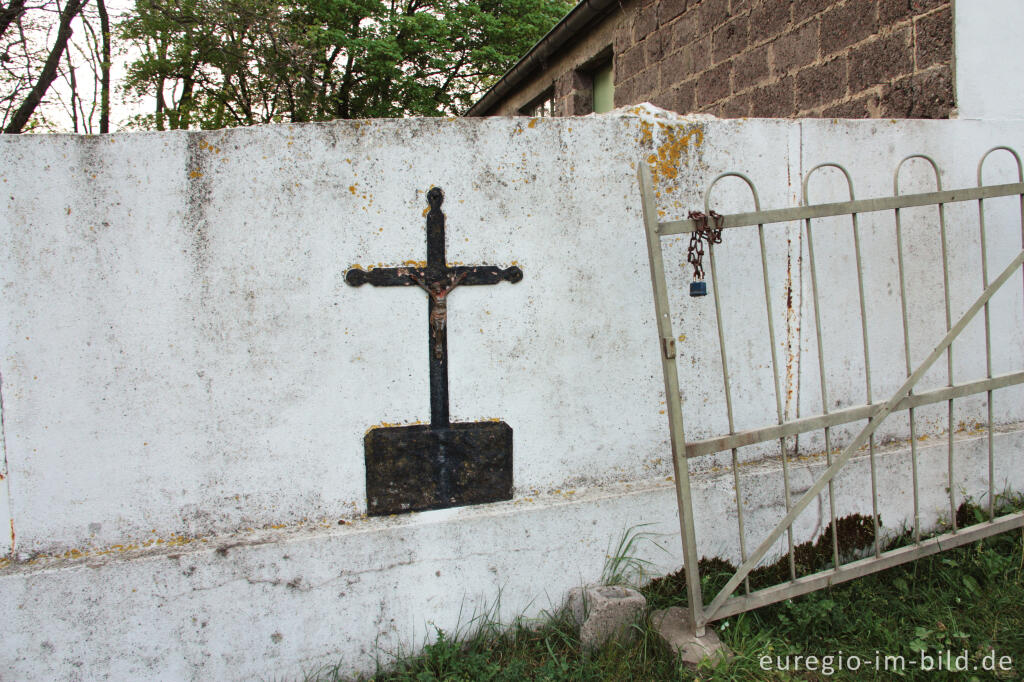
top-left (467, 0), bottom-right (976, 119)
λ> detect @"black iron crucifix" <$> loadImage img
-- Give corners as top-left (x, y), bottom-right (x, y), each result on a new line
top-left (346, 187), bottom-right (522, 516)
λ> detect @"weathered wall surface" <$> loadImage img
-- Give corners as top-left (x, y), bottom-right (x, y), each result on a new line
top-left (1, 111), bottom-right (1023, 678)
top-left (0, 115), bottom-right (687, 556)
top-left (954, 0), bottom-right (1024, 120)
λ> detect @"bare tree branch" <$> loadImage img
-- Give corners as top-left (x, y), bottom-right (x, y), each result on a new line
top-left (0, 0), bottom-right (30, 42)
top-left (95, 0), bottom-right (107, 131)
top-left (4, 0), bottom-right (88, 133)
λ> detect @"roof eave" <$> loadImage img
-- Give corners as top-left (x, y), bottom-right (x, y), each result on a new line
top-left (464, 0), bottom-right (621, 117)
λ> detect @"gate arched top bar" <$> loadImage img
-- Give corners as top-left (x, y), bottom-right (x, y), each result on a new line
top-left (978, 146), bottom-right (1024, 184)
top-left (802, 162), bottom-right (856, 204)
top-left (703, 171), bottom-right (761, 215)
top-left (895, 153), bottom-right (943, 193)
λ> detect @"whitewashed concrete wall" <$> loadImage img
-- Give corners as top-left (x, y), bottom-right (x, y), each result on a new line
top-left (954, 0), bottom-right (1024, 120)
top-left (1, 110), bottom-right (1023, 679)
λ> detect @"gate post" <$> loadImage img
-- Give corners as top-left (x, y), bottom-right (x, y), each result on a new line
top-left (638, 163), bottom-right (705, 636)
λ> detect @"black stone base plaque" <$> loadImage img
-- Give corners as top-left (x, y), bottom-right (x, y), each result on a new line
top-left (365, 421), bottom-right (513, 516)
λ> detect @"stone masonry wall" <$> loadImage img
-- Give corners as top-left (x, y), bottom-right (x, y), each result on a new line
top-left (610, 0), bottom-right (953, 118)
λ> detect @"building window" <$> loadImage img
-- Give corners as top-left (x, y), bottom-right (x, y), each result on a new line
top-left (521, 89), bottom-right (555, 117)
top-left (592, 62), bottom-right (614, 114)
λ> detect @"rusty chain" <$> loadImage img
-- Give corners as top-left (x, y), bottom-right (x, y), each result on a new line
top-left (685, 210), bottom-right (724, 281)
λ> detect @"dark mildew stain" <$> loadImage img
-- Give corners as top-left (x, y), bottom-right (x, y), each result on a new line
top-left (184, 134), bottom-right (212, 287)
top-left (72, 136), bottom-right (109, 239)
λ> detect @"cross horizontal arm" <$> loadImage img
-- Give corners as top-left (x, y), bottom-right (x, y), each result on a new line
top-left (345, 266), bottom-right (426, 287)
top-left (450, 265), bottom-right (523, 285)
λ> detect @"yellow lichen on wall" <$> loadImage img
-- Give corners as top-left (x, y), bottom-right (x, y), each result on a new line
top-left (2, 532), bottom-right (213, 568)
top-left (644, 123), bottom-right (704, 194)
top-left (365, 420), bottom-right (427, 435)
top-left (198, 139), bottom-right (222, 154)
top-left (637, 120), bottom-right (654, 147)
top-left (0, 508), bottom-right (376, 569)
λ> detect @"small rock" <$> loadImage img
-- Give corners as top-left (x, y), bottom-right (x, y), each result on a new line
top-left (651, 606), bottom-right (732, 667)
top-left (567, 585), bottom-right (646, 650)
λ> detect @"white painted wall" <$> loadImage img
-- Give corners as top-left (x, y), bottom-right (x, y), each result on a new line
top-left (954, 0), bottom-right (1024, 119)
top-left (1, 111), bottom-right (1023, 679)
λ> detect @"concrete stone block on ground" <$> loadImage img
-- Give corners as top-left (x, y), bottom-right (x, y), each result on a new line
top-left (567, 585), bottom-right (646, 650)
top-left (651, 606), bottom-right (732, 667)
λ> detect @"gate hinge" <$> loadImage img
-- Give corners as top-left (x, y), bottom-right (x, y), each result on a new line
top-left (661, 336), bottom-right (676, 359)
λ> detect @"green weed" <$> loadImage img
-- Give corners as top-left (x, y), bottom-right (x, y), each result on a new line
top-left (600, 523), bottom-right (669, 588)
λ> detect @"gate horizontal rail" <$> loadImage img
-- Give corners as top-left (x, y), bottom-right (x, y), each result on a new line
top-left (660, 182), bottom-right (1024, 234)
top-left (639, 145), bottom-right (1024, 637)
top-left (686, 370), bottom-right (1024, 458)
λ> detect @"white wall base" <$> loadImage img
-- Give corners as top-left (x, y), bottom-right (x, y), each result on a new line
top-left (3, 426), bottom-right (1020, 680)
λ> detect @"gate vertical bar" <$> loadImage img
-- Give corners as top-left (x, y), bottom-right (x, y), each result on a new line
top-left (706, 223), bottom-right (750, 594)
top-left (762, 217), bottom-right (798, 577)
top-left (805, 164), bottom-right (881, 557)
top-left (801, 183), bottom-right (841, 568)
top-left (638, 163), bottom-right (706, 635)
top-left (893, 192), bottom-right (922, 543)
top-left (849, 204), bottom-right (881, 557)
top-left (978, 147), bottom-right (1024, 519)
top-left (706, 172), bottom-right (796, 580)
top-left (757, 220), bottom-right (798, 578)
top-left (707, 241), bottom-right (751, 593)
top-left (976, 167), bottom-right (995, 520)
top-left (896, 156), bottom-right (956, 531)
top-left (938, 191), bottom-right (955, 532)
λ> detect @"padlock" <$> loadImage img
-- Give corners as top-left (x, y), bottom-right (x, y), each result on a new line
top-left (689, 280), bottom-right (707, 297)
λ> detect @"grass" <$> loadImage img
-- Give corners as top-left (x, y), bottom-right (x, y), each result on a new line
top-left (312, 513), bottom-right (1024, 681)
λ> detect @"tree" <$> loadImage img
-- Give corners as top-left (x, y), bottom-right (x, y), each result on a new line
top-left (50, 0), bottom-right (112, 133)
top-left (0, 0), bottom-right (91, 133)
top-left (96, 0), bottom-right (109, 132)
top-left (119, 0), bottom-right (572, 129)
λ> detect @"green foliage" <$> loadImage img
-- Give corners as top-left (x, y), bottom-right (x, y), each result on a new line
top-left (118, 0), bottom-right (573, 129)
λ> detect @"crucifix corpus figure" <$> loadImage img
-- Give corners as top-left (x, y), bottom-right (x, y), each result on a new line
top-left (409, 270), bottom-right (467, 360)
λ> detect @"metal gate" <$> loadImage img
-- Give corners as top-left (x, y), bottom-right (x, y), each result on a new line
top-left (638, 146), bottom-right (1024, 636)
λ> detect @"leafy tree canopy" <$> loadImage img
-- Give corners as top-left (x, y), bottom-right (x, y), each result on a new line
top-left (119, 0), bottom-right (573, 130)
